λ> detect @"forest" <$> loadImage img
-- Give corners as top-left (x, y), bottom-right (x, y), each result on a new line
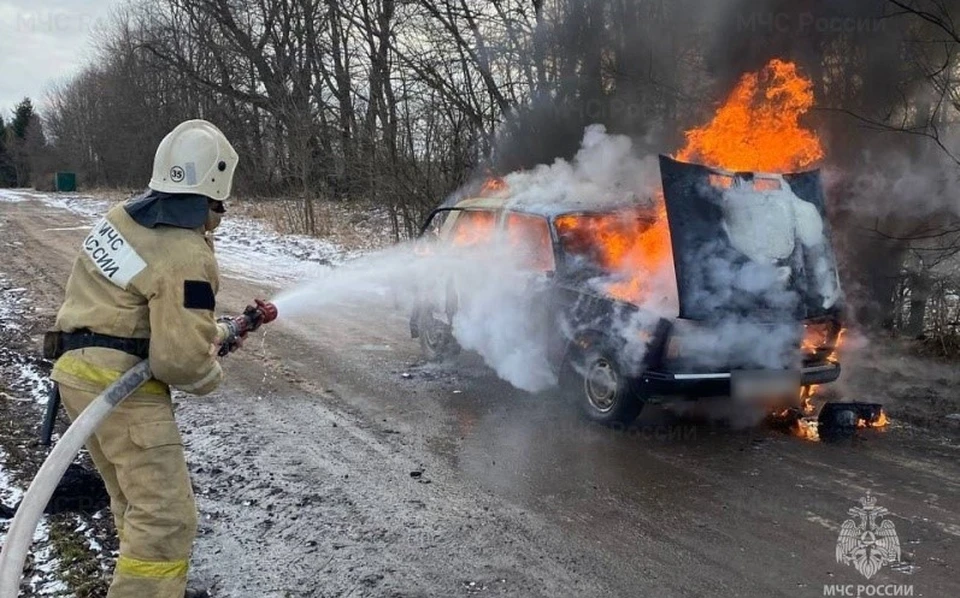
top-left (4, 0), bottom-right (960, 346)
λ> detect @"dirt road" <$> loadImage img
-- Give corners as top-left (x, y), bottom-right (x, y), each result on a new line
top-left (1, 195), bottom-right (958, 598)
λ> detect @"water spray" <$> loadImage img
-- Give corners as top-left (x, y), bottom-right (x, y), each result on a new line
top-left (0, 299), bottom-right (278, 598)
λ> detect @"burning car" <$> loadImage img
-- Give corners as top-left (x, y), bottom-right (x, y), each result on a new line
top-left (411, 59), bottom-right (851, 425)
top-left (410, 156), bottom-right (844, 425)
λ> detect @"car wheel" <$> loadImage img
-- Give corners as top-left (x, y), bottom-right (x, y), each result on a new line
top-left (566, 347), bottom-right (644, 425)
top-left (417, 305), bottom-right (461, 362)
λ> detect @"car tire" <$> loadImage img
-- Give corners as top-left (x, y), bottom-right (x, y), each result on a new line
top-left (417, 306), bottom-right (461, 362)
top-left (565, 346), bottom-right (645, 425)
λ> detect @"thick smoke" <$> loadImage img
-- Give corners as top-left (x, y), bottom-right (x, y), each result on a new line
top-left (444, 253), bottom-right (557, 392)
top-left (501, 125), bottom-right (661, 212)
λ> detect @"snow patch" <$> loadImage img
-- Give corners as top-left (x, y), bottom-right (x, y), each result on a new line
top-left (214, 217), bottom-right (355, 286)
top-left (0, 189), bottom-right (28, 203)
top-left (0, 189), bottom-right (109, 222)
top-left (0, 453), bottom-right (70, 597)
top-left (0, 447), bottom-right (24, 508)
top-left (0, 274), bottom-right (52, 404)
top-left (74, 515), bottom-right (112, 561)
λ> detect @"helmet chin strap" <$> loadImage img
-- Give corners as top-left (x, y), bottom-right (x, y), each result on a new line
top-left (204, 209), bottom-right (223, 232)
top-left (204, 199), bottom-right (225, 232)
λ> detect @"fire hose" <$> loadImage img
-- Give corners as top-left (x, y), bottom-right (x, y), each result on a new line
top-left (0, 300), bottom-right (278, 597)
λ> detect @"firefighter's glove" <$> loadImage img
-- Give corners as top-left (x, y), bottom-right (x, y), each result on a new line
top-left (216, 317), bottom-right (247, 357)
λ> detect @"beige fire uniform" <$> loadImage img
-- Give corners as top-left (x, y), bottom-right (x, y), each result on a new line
top-left (52, 202), bottom-right (224, 598)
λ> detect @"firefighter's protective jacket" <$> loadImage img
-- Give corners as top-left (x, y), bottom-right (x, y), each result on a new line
top-left (52, 203), bottom-right (224, 396)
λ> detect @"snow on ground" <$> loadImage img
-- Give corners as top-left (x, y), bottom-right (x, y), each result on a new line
top-left (0, 210), bottom-right (70, 596)
top-left (0, 447), bottom-right (24, 509)
top-left (0, 451), bottom-right (70, 597)
top-left (74, 517), bottom-right (105, 554)
top-left (0, 274), bottom-right (53, 406)
top-left (27, 522), bottom-right (70, 597)
top-left (215, 217), bottom-right (355, 286)
top-left (0, 353), bottom-right (53, 406)
top-left (0, 189), bottom-right (110, 222)
top-left (0, 188), bottom-right (356, 288)
top-left (0, 287), bottom-right (28, 332)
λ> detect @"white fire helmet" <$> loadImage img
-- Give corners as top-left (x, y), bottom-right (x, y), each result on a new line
top-left (149, 120), bottom-right (239, 201)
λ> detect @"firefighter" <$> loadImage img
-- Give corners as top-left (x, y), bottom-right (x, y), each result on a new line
top-left (47, 120), bottom-right (239, 598)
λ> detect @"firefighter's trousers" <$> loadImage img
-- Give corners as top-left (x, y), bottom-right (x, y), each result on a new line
top-left (60, 384), bottom-right (197, 598)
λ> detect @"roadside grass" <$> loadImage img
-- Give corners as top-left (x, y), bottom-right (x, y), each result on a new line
top-left (48, 517), bottom-right (111, 598)
top-left (1, 387), bottom-right (115, 598)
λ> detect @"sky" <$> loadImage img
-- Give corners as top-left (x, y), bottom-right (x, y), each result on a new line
top-left (0, 0), bottom-right (119, 120)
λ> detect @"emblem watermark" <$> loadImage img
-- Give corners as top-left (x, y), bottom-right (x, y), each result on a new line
top-left (822, 584), bottom-right (913, 596)
top-left (824, 494), bottom-right (914, 597)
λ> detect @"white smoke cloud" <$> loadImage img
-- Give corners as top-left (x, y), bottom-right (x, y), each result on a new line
top-left (445, 254), bottom-right (557, 392)
top-left (272, 126), bottom-right (670, 392)
top-left (502, 124), bottom-right (662, 211)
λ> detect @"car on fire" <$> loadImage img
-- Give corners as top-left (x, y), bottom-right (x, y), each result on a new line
top-left (411, 156), bottom-right (844, 425)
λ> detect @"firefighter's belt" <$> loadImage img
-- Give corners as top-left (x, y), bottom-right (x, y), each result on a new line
top-left (44, 330), bottom-right (150, 360)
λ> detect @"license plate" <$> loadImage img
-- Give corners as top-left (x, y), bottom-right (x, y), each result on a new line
top-left (731, 370), bottom-right (801, 402)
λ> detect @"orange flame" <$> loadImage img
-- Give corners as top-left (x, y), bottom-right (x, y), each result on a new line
top-left (555, 204), bottom-right (671, 303)
top-left (793, 419), bottom-right (820, 441)
top-left (859, 409), bottom-right (889, 429)
top-left (676, 59), bottom-right (823, 172)
top-left (450, 211), bottom-right (497, 247)
top-left (828, 328), bottom-right (845, 363)
top-left (454, 60), bottom-right (824, 307)
top-left (574, 59), bottom-right (824, 304)
top-left (479, 177), bottom-right (508, 196)
top-left (802, 324), bottom-right (845, 362)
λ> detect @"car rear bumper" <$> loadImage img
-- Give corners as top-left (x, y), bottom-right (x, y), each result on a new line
top-left (638, 362), bottom-right (841, 397)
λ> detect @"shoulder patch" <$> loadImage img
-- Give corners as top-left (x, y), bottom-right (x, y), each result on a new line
top-left (82, 218), bottom-right (147, 289)
top-left (184, 280), bottom-right (216, 311)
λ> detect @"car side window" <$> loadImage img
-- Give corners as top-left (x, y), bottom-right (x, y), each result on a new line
top-left (504, 213), bottom-right (556, 272)
top-left (446, 210), bottom-right (498, 247)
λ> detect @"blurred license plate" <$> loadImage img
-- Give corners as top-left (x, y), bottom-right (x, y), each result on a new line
top-left (732, 370), bottom-right (801, 401)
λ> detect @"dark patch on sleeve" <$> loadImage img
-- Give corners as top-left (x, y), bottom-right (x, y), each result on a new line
top-left (183, 280), bottom-right (216, 311)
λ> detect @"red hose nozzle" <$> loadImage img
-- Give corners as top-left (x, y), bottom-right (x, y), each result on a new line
top-left (253, 299), bottom-right (279, 326)
top-left (219, 299), bottom-right (279, 357)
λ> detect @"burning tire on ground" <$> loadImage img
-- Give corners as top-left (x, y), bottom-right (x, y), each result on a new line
top-left (563, 342), bottom-right (645, 425)
top-left (817, 402), bottom-right (888, 442)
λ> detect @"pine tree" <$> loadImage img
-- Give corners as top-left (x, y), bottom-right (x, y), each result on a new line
top-left (9, 98), bottom-right (37, 186)
top-left (11, 98), bottom-right (34, 140)
top-left (0, 114), bottom-right (14, 187)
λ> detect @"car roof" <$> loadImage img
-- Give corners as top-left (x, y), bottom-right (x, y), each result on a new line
top-left (451, 195), bottom-right (651, 218)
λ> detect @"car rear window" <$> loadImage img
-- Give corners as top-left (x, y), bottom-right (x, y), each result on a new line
top-left (554, 209), bottom-right (655, 274)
